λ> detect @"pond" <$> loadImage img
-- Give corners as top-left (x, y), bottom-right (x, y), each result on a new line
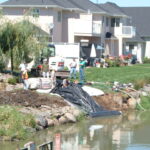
top-left (1, 111), bottom-right (150, 150)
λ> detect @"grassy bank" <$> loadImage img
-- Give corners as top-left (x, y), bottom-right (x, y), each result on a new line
top-left (85, 64), bottom-right (150, 91)
top-left (0, 106), bottom-right (36, 140)
top-left (137, 96), bottom-right (150, 110)
top-left (86, 64), bottom-right (150, 83)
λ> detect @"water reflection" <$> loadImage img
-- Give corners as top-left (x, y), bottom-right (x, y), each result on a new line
top-left (1, 111), bottom-right (150, 150)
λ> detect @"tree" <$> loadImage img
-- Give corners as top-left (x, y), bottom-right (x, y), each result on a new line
top-left (0, 20), bottom-right (41, 72)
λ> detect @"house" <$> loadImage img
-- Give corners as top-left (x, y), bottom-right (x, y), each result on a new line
top-left (122, 7), bottom-right (150, 60)
top-left (0, 0), bottom-right (136, 60)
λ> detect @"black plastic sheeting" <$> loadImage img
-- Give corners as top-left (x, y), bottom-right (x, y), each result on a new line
top-left (51, 82), bottom-right (121, 117)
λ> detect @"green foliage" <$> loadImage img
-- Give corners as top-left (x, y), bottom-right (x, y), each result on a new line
top-left (133, 76), bottom-right (150, 90)
top-left (143, 57), bottom-right (150, 64)
top-left (76, 112), bottom-right (86, 121)
top-left (0, 106), bottom-right (36, 140)
top-left (136, 96), bottom-right (150, 110)
top-left (86, 64), bottom-right (150, 84)
top-left (0, 20), bottom-right (42, 71)
top-left (8, 77), bottom-right (19, 85)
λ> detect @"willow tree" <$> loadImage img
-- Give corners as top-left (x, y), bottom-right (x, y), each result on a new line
top-left (0, 20), bottom-right (41, 72)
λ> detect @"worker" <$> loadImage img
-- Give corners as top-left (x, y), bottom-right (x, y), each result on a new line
top-left (70, 58), bottom-right (77, 79)
top-left (42, 59), bottom-right (49, 78)
top-left (79, 58), bottom-right (86, 83)
top-left (50, 69), bottom-right (56, 89)
top-left (22, 69), bottom-right (29, 90)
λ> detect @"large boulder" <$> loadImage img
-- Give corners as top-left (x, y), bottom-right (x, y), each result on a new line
top-left (35, 115), bottom-right (48, 128)
top-left (127, 98), bottom-right (137, 109)
top-left (64, 113), bottom-right (76, 123)
top-left (59, 116), bottom-right (68, 124)
top-left (113, 95), bottom-right (123, 106)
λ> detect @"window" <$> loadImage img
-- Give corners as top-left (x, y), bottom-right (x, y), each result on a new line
top-left (106, 17), bottom-right (109, 27)
top-left (57, 11), bottom-right (62, 22)
top-left (32, 8), bottom-right (39, 17)
top-left (115, 18), bottom-right (120, 27)
top-left (111, 18), bottom-right (115, 27)
top-left (111, 18), bottom-right (120, 27)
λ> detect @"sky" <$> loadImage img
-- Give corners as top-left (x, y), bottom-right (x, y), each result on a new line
top-left (0, 0), bottom-right (150, 7)
top-left (91, 0), bottom-right (150, 7)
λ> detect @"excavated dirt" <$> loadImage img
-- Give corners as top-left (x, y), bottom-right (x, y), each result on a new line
top-left (0, 89), bottom-right (123, 111)
top-left (0, 90), bottom-right (68, 108)
top-left (93, 94), bottom-right (123, 111)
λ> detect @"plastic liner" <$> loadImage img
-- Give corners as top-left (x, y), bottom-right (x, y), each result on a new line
top-left (51, 82), bottom-right (121, 117)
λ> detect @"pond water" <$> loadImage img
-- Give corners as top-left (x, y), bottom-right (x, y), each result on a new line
top-left (1, 111), bottom-right (150, 150)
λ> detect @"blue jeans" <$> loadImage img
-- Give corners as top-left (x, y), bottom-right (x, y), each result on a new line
top-left (70, 68), bottom-right (76, 79)
top-left (23, 79), bottom-right (29, 90)
top-left (79, 68), bottom-right (85, 82)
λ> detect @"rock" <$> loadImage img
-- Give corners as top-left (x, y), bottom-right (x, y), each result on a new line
top-left (122, 104), bottom-right (128, 109)
top-left (35, 115), bottom-right (48, 128)
top-left (72, 109), bottom-right (81, 118)
top-left (143, 86), bottom-right (150, 92)
top-left (24, 127), bottom-right (36, 133)
top-left (65, 113), bottom-right (76, 123)
top-left (36, 125), bottom-right (44, 131)
top-left (129, 91), bottom-right (140, 99)
top-left (47, 119), bottom-right (54, 127)
top-left (113, 95), bottom-right (123, 106)
top-left (127, 98), bottom-right (137, 109)
top-left (59, 116), bottom-right (68, 124)
top-left (61, 106), bottom-right (71, 114)
top-left (53, 118), bottom-right (60, 126)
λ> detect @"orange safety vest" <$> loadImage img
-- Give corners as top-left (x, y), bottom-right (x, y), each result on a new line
top-left (22, 72), bottom-right (28, 79)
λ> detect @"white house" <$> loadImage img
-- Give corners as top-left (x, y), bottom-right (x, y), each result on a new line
top-left (0, 0), bottom-right (139, 60)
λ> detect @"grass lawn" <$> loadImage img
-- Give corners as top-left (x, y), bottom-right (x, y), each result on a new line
top-left (85, 64), bottom-right (150, 92)
top-left (86, 64), bottom-right (150, 83)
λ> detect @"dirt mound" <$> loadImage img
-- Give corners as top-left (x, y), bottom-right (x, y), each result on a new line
top-left (0, 90), bottom-right (68, 108)
top-left (93, 94), bottom-right (122, 111)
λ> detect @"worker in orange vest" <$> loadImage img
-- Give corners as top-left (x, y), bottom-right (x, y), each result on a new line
top-left (22, 70), bottom-right (29, 90)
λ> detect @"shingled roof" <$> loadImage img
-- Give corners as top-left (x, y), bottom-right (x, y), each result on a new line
top-left (122, 7), bottom-right (150, 37)
top-left (0, 0), bottom-right (107, 14)
top-left (98, 2), bottom-right (128, 17)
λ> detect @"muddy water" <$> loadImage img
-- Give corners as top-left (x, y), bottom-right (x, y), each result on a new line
top-left (1, 111), bottom-right (150, 150)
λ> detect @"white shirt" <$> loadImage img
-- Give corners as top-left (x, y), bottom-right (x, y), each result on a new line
top-left (19, 63), bottom-right (26, 72)
top-left (70, 61), bottom-right (77, 68)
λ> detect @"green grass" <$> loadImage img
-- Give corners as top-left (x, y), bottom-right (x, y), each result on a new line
top-left (86, 64), bottom-right (150, 83)
top-left (0, 106), bottom-right (36, 140)
top-left (137, 96), bottom-right (150, 110)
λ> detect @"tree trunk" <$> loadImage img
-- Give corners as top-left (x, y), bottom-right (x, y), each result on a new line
top-left (10, 48), bottom-right (13, 74)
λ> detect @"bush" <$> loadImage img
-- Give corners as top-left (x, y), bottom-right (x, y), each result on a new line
top-left (143, 57), bottom-right (150, 64)
top-left (8, 77), bottom-right (19, 85)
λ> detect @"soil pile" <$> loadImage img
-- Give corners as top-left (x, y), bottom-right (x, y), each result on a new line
top-left (0, 90), bottom-right (68, 108)
top-left (93, 94), bottom-right (122, 111)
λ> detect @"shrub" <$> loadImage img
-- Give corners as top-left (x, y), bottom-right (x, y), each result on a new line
top-left (8, 77), bottom-right (19, 85)
top-left (143, 57), bottom-right (150, 64)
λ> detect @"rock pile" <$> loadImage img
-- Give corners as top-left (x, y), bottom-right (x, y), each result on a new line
top-left (19, 105), bottom-right (83, 130)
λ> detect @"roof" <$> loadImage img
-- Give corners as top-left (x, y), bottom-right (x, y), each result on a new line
top-left (0, 0), bottom-right (107, 14)
top-left (98, 2), bottom-right (128, 17)
top-left (122, 7), bottom-right (150, 37)
top-left (125, 33), bottom-right (145, 43)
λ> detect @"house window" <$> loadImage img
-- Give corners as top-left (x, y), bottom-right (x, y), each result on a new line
top-left (111, 18), bottom-right (120, 27)
top-left (57, 11), bottom-right (62, 22)
top-left (32, 8), bottom-right (40, 17)
top-left (111, 18), bottom-right (115, 27)
top-left (106, 17), bottom-right (109, 27)
top-left (115, 18), bottom-right (120, 27)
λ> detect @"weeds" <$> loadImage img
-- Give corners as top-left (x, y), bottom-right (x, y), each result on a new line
top-left (0, 106), bottom-right (36, 140)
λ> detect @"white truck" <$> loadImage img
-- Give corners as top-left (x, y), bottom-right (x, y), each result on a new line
top-left (40, 43), bottom-right (80, 78)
